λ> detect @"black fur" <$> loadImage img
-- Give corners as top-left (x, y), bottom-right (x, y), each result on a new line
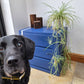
top-left (0, 35), bottom-right (35, 84)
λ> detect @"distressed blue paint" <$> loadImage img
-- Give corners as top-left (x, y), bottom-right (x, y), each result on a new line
top-left (34, 47), bottom-right (53, 60)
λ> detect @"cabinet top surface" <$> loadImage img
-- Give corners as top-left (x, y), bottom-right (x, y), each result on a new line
top-left (20, 26), bottom-right (54, 34)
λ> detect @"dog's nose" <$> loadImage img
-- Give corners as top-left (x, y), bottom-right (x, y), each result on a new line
top-left (7, 56), bottom-right (19, 67)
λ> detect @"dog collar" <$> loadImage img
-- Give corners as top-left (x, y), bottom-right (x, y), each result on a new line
top-left (2, 72), bottom-right (25, 80)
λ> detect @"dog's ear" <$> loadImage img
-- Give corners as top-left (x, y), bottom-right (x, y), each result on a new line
top-left (24, 37), bottom-right (35, 60)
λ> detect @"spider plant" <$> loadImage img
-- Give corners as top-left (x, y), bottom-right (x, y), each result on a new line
top-left (46, 1), bottom-right (77, 30)
top-left (45, 1), bottom-right (77, 75)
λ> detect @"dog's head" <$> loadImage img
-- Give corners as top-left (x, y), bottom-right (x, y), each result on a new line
top-left (0, 35), bottom-right (35, 77)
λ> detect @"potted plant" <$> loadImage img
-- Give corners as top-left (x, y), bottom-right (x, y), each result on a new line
top-left (45, 1), bottom-right (77, 75)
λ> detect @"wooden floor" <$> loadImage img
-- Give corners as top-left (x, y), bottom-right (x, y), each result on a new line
top-left (29, 61), bottom-right (76, 84)
top-left (29, 61), bottom-right (84, 84)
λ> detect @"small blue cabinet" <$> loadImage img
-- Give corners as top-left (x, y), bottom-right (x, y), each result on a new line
top-left (19, 26), bottom-right (66, 76)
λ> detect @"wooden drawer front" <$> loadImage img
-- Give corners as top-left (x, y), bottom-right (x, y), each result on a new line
top-left (29, 57), bottom-right (50, 70)
top-left (34, 47), bottom-right (53, 60)
top-left (30, 64), bottom-right (50, 73)
top-left (30, 58), bottom-right (61, 76)
top-left (23, 33), bottom-right (55, 48)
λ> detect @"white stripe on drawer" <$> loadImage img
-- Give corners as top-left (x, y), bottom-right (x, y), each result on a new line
top-left (21, 28), bottom-right (31, 35)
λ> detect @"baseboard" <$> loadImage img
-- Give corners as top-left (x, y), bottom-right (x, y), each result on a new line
top-left (69, 53), bottom-right (84, 63)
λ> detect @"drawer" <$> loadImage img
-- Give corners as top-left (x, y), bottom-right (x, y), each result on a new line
top-left (29, 57), bottom-right (50, 70)
top-left (23, 33), bottom-right (56, 48)
top-left (29, 57), bottom-right (61, 76)
top-left (30, 64), bottom-right (50, 73)
top-left (30, 65), bottom-right (61, 76)
top-left (34, 47), bottom-right (53, 60)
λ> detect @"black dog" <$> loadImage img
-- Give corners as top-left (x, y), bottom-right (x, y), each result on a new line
top-left (0, 35), bottom-right (35, 84)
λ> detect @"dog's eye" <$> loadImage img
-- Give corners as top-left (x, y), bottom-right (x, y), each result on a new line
top-left (17, 42), bottom-right (22, 47)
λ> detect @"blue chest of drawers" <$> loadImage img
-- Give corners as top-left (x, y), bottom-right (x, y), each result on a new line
top-left (19, 27), bottom-right (66, 76)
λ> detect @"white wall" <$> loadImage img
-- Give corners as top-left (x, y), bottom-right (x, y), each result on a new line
top-left (3, 0), bottom-right (84, 54)
top-left (1, 0), bottom-right (15, 35)
top-left (9, 0), bottom-right (28, 34)
top-left (26, 0), bottom-right (84, 54)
